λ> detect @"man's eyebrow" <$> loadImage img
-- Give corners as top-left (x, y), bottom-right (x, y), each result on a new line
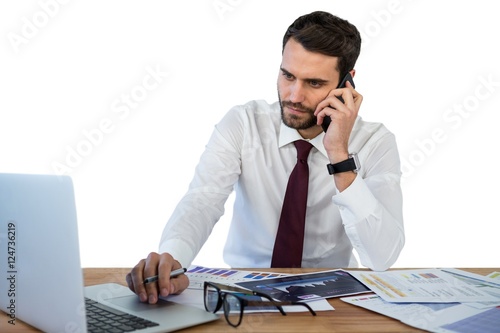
top-left (280, 67), bottom-right (293, 76)
top-left (280, 67), bottom-right (330, 84)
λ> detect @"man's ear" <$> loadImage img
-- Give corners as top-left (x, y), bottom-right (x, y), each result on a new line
top-left (349, 69), bottom-right (356, 78)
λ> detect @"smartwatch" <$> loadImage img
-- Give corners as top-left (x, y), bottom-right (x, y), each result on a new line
top-left (327, 153), bottom-right (360, 174)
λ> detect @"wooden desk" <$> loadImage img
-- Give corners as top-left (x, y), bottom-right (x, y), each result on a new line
top-left (4, 268), bottom-right (497, 332)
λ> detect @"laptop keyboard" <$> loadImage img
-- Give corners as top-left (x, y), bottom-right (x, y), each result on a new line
top-left (85, 298), bottom-right (160, 333)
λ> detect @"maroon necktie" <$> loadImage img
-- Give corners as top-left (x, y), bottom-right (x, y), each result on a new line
top-left (271, 140), bottom-right (313, 268)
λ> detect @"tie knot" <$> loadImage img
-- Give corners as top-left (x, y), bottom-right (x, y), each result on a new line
top-left (294, 140), bottom-right (313, 161)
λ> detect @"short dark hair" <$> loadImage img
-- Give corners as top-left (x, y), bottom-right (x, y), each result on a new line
top-left (282, 11), bottom-right (362, 78)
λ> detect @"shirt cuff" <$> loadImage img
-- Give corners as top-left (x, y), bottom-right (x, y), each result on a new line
top-left (332, 174), bottom-right (378, 225)
top-left (158, 239), bottom-right (195, 269)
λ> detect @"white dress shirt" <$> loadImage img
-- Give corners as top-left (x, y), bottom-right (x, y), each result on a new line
top-left (159, 100), bottom-right (404, 271)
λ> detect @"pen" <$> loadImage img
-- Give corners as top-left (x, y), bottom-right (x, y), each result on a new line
top-left (143, 268), bottom-right (187, 284)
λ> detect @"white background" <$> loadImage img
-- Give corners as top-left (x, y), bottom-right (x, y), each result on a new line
top-left (1, 0), bottom-right (499, 269)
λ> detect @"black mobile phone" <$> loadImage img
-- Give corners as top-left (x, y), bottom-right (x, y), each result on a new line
top-left (321, 72), bottom-right (355, 132)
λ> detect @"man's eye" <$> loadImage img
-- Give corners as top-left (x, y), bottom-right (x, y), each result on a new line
top-left (282, 72), bottom-right (294, 80)
top-left (310, 80), bottom-right (322, 87)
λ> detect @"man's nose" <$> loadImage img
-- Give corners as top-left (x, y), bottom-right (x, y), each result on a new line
top-left (289, 82), bottom-right (306, 103)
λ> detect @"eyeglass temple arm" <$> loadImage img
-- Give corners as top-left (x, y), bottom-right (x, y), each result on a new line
top-left (213, 283), bottom-right (257, 295)
top-left (247, 297), bottom-right (316, 316)
top-left (291, 301), bottom-right (317, 316)
top-left (254, 290), bottom-right (317, 316)
top-left (245, 300), bottom-right (287, 316)
top-left (212, 283), bottom-right (316, 316)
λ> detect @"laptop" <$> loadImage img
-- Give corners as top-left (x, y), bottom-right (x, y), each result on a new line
top-left (0, 173), bottom-right (219, 332)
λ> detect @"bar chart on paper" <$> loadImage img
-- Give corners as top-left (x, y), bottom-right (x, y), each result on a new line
top-left (186, 265), bottom-right (288, 289)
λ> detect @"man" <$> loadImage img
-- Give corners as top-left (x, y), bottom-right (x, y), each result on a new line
top-left (127, 11), bottom-right (405, 304)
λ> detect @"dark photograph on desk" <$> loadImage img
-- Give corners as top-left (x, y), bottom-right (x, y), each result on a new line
top-left (236, 270), bottom-right (370, 302)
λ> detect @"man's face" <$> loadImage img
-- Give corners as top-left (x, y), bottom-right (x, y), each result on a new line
top-left (278, 38), bottom-right (341, 136)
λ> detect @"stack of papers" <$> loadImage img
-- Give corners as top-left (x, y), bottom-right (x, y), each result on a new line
top-left (165, 265), bottom-right (500, 331)
top-left (342, 268), bottom-right (500, 333)
top-left (166, 266), bottom-right (334, 313)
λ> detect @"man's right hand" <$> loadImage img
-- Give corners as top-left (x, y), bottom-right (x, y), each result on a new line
top-left (126, 252), bottom-right (189, 304)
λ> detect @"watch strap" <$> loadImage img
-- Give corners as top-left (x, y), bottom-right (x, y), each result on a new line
top-left (327, 154), bottom-right (359, 174)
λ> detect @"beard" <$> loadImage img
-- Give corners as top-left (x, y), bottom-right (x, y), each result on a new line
top-left (278, 94), bottom-right (318, 130)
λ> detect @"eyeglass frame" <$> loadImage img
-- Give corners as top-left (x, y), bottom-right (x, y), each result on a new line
top-left (203, 281), bottom-right (316, 327)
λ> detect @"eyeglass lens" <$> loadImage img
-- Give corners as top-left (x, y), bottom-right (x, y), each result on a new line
top-left (204, 284), bottom-right (220, 313)
top-left (223, 293), bottom-right (244, 327)
top-left (205, 283), bottom-right (245, 327)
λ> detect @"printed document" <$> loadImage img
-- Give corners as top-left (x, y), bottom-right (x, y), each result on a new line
top-left (347, 268), bottom-right (498, 303)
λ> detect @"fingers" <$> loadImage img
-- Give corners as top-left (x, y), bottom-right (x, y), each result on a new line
top-left (143, 252), bottom-right (162, 304)
top-left (346, 81), bottom-right (363, 110)
top-left (126, 258), bottom-right (148, 302)
top-left (126, 254), bottom-right (156, 303)
top-left (315, 84), bottom-right (355, 115)
top-left (165, 270), bottom-right (189, 296)
top-left (126, 252), bottom-right (188, 304)
top-left (156, 254), bottom-right (188, 297)
top-left (314, 83), bottom-right (362, 126)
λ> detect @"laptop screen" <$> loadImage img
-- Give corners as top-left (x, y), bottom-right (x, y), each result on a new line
top-left (0, 173), bottom-right (87, 332)
top-left (0, 173), bottom-right (219, 332)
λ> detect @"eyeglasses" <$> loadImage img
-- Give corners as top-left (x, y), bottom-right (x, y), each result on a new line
top-left (203, 281), bottom-right (316, 327)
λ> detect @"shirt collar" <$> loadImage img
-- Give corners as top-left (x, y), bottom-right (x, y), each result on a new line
top-left (278, 122), bottom-right (328, 158)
